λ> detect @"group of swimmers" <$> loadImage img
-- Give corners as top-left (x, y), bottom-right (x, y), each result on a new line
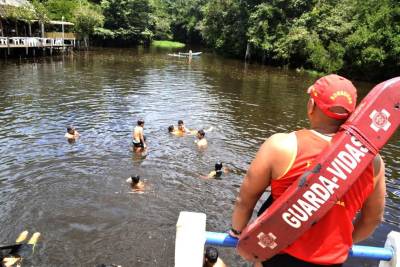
top-left (168, 120), bottom-right (209, 148)
top-left (64, 120), bottom-right (227, 266)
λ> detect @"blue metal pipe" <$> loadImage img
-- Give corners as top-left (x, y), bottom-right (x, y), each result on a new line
top-left (205, 231), bottom-right (394, 261)
top-left (349, 245), bottom-right (393, 261)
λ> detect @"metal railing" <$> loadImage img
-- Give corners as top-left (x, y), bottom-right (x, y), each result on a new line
top-left (0, 37), bottom-right (7, 47)
top-left (0, 37), bottom-right (75, 48)
top-left (205, 231), bottom-right (395, 261)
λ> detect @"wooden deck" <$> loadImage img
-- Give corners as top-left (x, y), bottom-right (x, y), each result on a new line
top-left (0, 36), bottom-right (75, 49)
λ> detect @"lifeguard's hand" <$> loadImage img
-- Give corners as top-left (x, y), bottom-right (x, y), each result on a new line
top-left (228, 229), bottom-right (240, 239)
top-left (228, 229), bottom-right (259, 262)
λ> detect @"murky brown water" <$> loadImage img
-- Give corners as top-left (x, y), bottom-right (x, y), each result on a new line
top-left (0, 48), bottom-right (398, 267)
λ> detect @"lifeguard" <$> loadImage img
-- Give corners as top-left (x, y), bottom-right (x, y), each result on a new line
top-left (230, 74), bottom-right (386, 267)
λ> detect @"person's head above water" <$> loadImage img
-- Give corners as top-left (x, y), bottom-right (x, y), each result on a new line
top-left (130, 175), bottom-right (140, 185)
top-left (307, 74), bottom-right (357, 129)
top-left (137, 119), bottom-right (145, 127)
top-left (178, 120), bottom-right (185, 131)
top-left (215, 162), bottom-right (223, 172)
top-left (168, 125), bottom-right (175, 132)
top-left (67, 126), bottom-right (75, 134)
top-left (197, 129), bottom-right (205, 139)
top-left (204, 246), bottom-right (218, 265)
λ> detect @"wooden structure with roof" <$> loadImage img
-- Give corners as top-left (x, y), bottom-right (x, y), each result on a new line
top-left (0, 0), bottom-right (76, 56)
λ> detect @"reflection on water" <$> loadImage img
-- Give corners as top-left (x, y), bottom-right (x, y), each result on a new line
top-left (0, 48), bottom-right (398, 266)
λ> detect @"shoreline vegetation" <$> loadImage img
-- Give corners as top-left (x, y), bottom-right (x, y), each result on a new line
top-left (151, 40), bottom-right (185, 49)
top-left (3, 0), bottom-right (399, 82)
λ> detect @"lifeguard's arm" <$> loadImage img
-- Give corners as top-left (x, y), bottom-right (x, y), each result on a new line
top-left (231, 134), bottom-right (290, 234)
top-left (352, 155), bottom-right (386, 243)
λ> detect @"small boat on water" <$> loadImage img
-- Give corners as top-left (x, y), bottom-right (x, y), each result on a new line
top-left (167, 52), bottom-right (202, 57)
top-left (179, 52), bottom-right (202, 56)
top-left (167, 53), bottom-right (186, 57)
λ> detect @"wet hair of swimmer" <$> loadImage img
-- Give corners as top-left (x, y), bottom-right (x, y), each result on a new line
top-left (178, 120), bottom-right (184, 125)
top-left (67, 126), bottom-right (74, 134)
top-left (137, 119), bottom-right (145, 126)
top-left (130, 175), bottom-right (140, 185)
top-left (215, 162), bottom-right (223, 177)
top-left (168, 125), bottom-right (175, 132)
top-left (204, 246), bottom-right (218, 264)
top-left (215, 162), bottom-right (223, 172)
top-left (198, 129), bottom-right (205, 137)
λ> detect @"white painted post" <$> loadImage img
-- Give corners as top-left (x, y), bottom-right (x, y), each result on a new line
top-left (175, 212), bottom-right (206, 267)
top-left (62, 16), bottom-right (65, 51)
top-left (379, 231), bottom-right (400, 267)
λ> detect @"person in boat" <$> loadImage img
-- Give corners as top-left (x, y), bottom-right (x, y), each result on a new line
top-left (65, 126), bottom-right (79, 139)
top-left (195, 129), bottom-right (208, 148)
top-left (229, 74), bottom-right (386, 267)
top-left (132, 119), bottom-right (146, 151)
top-left (126, 175), bottom-right (145, 192)
top-left (200, 162), bottom-right (229, 179)
top-left (203, 247), bottom-right (227, 267)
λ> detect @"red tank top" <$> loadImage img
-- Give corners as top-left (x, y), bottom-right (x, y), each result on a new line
top-left (271, 129), bottom-right (375, 264)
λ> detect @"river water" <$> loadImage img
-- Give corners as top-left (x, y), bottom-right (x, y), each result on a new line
top-left (0, 48), bottom-right (398, 267)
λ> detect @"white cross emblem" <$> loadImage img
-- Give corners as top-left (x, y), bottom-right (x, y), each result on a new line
top-left (369, 109), bottom-right (391, 132)
top-left (257, 232), bottom-right (277, 249)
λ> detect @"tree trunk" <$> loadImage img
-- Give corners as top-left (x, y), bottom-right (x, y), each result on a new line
top-left (0, 20), bottom-right (3, 37)
top-left (28, 23), bottom-right (32, 37)
top-left (245, 42), bottom-right (251, 62)
top-left (84, 36), bottom-right (89, 50)
top-left (41, 22), bottom-right (45, 38)
top-left (15, 21), bottom-right (18, 36)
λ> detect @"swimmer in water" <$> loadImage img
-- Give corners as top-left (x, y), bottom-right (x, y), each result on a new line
top-left (168, 121), bottom-right (197, 136)
top-left (126, 175), bottom-right (145, 192)
top-left (200, 162), bottom-right (229, 179)
top-left (65, 126), bottom-right (79, 139)
top-left (132, 120), bottom-right (146, 152)
top-left (1, 230), bottom-right (41, 267)
top-left (195, 129), bottom-right (207, 148)
top-left (177, 120), bottom-right (187, 133)
top-left (203, 247), bottom-right (227, 267)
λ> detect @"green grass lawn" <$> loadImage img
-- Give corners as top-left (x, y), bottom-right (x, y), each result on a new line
top-left (152, 40), bottom-right (186, 48)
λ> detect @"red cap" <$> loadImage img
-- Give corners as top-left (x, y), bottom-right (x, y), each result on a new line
top-left (307, 74), bottom-right (357, 119)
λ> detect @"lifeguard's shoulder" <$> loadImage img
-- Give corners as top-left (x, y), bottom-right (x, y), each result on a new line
top-left (261, 132), bottom-right (296, 157)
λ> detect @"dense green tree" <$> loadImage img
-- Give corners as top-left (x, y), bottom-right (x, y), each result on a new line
top-left (344, 0), bottom-right (400, 79)
top-left (74, 4), bottom-right (104, 47)
top-left (44, 0), bottom-right (79, 21)
top-left (24, 0), bottom-right (400, 81)
top-left (101, 0), bottom-right (154, 43)
top-left (31, 0), bottom-right (50, 23)
top-left (149, 0), bottom-right (172, 40)
top-left (201, 0), bottom-right (249, 56)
